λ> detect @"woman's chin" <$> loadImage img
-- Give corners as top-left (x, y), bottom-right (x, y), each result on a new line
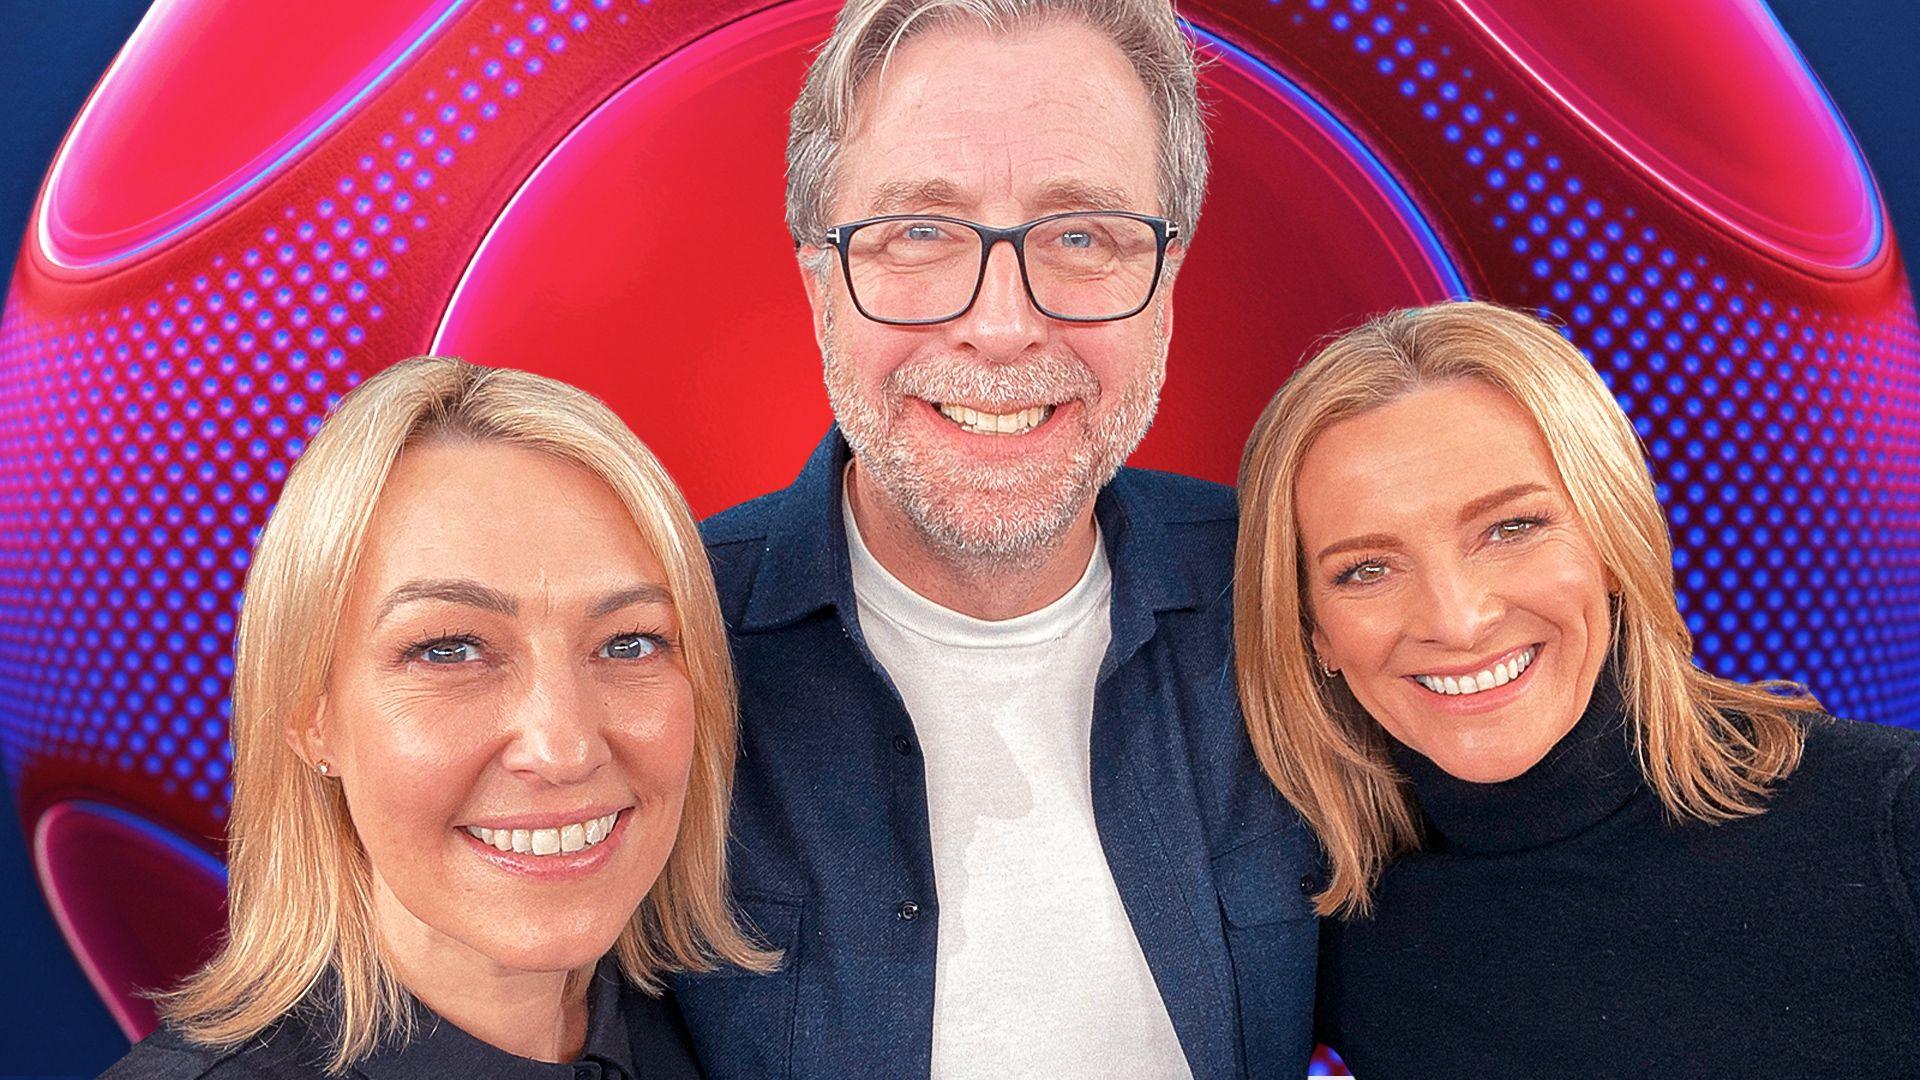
top-left (432, 890), bottom-right (637, 974)
top-left (467, 922), bottom-right (628, 976)
top-left (1422, 723), bottom-right (1563, 783)
top-left (1431, 747), bottom-right (1537, 784)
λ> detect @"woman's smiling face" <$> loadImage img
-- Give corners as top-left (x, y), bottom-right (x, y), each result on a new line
top-left (304, 438), bottom-right (695, 976)
top-left (1295, 379), bottom-right (1615, 783)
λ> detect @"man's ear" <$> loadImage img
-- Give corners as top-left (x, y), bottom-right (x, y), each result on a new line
top-left (797, 249), bottom-right (833, 353)
top-left (1162, 239), bottom-right (1188, 280)
top-left (1156, 246), bottom-right (1186, 338)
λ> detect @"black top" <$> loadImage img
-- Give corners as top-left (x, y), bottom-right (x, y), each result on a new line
top-left (100, 957), bottom-right (701, 1080)
top-left (1318, 673), bottom-right (1920, 1078)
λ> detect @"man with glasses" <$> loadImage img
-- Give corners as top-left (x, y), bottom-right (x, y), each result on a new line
top-left (668, 2), bottom-right (1318, 1077)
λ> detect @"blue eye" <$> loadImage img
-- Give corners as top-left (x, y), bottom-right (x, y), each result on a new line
top-left (904, 224), bottom-right (943, 241)
top-left (1058, 230), bottom-right (1094, 249)
top-left (601, 633), bottom-right (661, 661)
top-left (417, 638), bottom-right (480, 664)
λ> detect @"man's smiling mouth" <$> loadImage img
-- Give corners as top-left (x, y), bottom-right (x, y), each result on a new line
top-left (933, 401), bottom-right (1056, 436)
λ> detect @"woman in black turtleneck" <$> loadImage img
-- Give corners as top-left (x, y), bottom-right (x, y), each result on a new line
top-left (1233, 302), bottom-right (1920, 1077)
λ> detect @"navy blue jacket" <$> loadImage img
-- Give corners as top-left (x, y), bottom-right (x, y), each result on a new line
top-left (671, 431), bottom-right (1319, 1078)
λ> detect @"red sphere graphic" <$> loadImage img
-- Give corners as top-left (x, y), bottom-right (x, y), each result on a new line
top-left (1, 0), bottom-right (1914, 1062)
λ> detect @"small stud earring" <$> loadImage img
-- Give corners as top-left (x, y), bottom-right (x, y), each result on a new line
top-left (315, 760), bottom-right (331, 776)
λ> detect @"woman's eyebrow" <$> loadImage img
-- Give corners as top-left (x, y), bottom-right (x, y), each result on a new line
top-left (374, 580), bottom-right (672, 622)
top-left (377, 578), bottom-right (516, 622)
top-left (1315, 532), bottom-right (1400, 562)
top-left (588, 583), bottom-right (673, 619)
top-left (1456, 482), bottom-right (1551, 524)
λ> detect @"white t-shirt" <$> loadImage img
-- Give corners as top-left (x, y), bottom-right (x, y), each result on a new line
top-left (843, 495), bottom-right (1192, 1079)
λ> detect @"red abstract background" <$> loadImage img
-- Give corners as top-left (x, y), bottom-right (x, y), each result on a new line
top-left (1, 0), bottom-right (1915, 1072)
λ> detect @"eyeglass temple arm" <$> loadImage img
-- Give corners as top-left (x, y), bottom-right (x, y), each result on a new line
top-left (793, 228), bottom-right (843, 251)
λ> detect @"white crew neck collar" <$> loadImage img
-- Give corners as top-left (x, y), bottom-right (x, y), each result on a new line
top-left (841, 481), bottom-right (1111, 649)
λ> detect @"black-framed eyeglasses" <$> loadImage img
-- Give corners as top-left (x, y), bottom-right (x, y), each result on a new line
top-left (819, 211), bottom-right (1179, 325)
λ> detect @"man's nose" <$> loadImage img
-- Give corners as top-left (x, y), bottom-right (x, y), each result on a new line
top-left (498, 660), bottom-right (612, 786)
top-left (946, 238), bottom-right (1046, 362)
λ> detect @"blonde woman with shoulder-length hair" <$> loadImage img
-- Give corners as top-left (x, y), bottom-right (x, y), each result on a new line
top-left (105, 357), bottom-right (775, 1079)
top-left (1235, 300), bottom-right (1920, 1077)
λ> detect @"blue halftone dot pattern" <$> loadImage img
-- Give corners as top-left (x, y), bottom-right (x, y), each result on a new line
top-left (0, 0), bottom-right (633, 812)
top-left (1263, 0), bottom-right (1920, 724)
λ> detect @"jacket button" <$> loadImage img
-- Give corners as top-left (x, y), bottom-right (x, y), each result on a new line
top-left (897, 899), bottom-right (920, 921)
top-left (892, 735), bottom-right (914, 756)
top-left (1299, 873), bottom-right (1319, 895)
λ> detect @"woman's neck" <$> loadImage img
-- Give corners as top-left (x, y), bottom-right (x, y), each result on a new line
top-left (1386, 669), bottom-right (1639, 855)
top-left (372, 879), bottom-right (593, 1061)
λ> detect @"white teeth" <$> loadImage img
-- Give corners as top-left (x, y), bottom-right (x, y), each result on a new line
top-left (1415, 647), bottom-right (1537, 697)
top-left (464, 811), bottom-right (621, 857)
top-left (935, 402), bottom-right (1053, 436)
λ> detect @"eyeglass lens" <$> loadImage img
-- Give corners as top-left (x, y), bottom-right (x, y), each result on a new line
top-left (844, 214), bottom-right (1161, 322)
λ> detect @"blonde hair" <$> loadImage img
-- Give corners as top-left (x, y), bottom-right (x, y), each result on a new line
top-left (161, 357), bottom-right (776, 1071)
top-left (1235, 301), bottom-right (1814, 918)
top-left (786, 0), bottom-right (1208, 246)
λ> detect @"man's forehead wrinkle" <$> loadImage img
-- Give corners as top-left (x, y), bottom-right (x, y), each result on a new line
top-left (858, 148), bottom-right (1140, 218)
top-left (839, 23), bottom-right (1160, 223)
top-left (847, 56), bottom-right (938, 144)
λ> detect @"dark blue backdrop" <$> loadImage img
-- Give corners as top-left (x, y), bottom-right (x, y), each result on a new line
top-left (2, 1), bottom-right (1916, 1075)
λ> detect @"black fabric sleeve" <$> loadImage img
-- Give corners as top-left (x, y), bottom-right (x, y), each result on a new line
top-left (98, 1024), bottom-right (313, 1080)
top-left (97, 1028), bottom-right (222, 1080)
top-left (1878, 735), bottom-right (1920, 1046)
top-left (1889, 744), bottom-right (1920, 941)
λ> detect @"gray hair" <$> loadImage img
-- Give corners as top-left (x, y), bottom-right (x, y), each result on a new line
top-left (786, 0), bottom-right (1209, 249)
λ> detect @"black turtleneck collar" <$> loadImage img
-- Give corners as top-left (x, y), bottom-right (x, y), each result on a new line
top-left (1386, 668), bottom-right (1642, 854)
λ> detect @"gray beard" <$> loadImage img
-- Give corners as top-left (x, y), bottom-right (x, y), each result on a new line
top-left (821, 304), bottom-right (1168, 570)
